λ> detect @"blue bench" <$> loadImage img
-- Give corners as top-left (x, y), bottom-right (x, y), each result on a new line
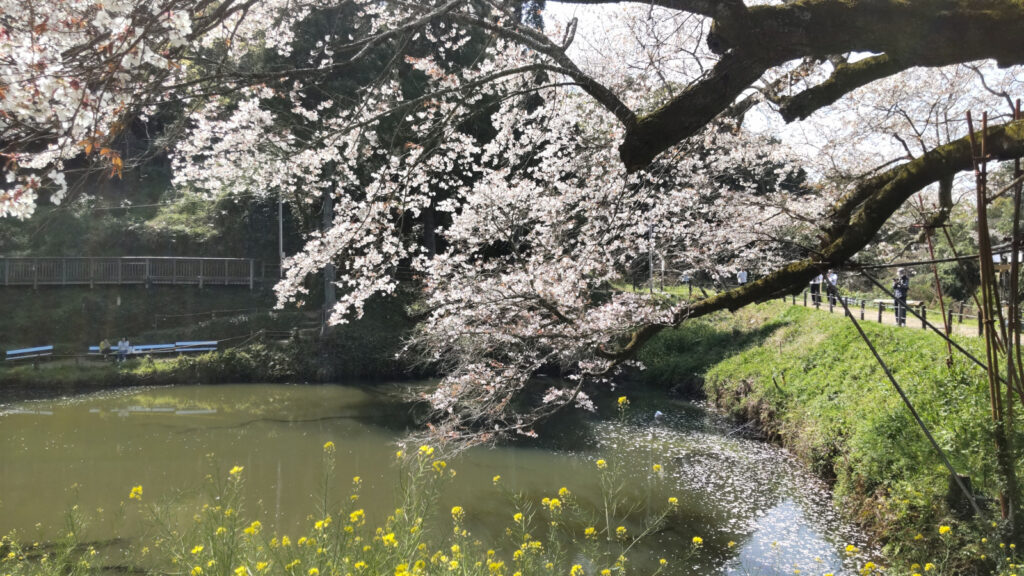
top-left (6, 345), bottom-right (54, 361)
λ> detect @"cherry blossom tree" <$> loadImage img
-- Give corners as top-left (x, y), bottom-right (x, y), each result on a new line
top-left (3, 0), bottom-right (1024, 437)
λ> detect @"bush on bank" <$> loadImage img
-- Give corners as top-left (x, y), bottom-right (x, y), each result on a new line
top-left (637, 301), bottom-right (1020, 571)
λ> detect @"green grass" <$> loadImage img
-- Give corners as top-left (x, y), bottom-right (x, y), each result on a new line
top-left (637, 302), bottom-right (1015, 569)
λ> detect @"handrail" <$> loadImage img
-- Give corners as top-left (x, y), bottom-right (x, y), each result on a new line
top-left (0, 256), bottom-right (263, 289)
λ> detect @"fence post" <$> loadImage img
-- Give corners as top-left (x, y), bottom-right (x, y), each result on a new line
top-left (948, 309), bottom-right (954, 330)
top-left (33, 258), bottom-right (38, 290)
top-left (249, 260), bottom-right (254, 290)
top-left (803, 291), bottom-right (808, 307)
top-left (61, 259), bottom-right (66, 286)
top-left (921, 304), bottom-right (927, 329)
top-left (958, 302), bottom-right (965, 323)
top-left (145, 258), bottom-right (151, 288)
top-left (860, 299), bottom-right (865, 320)
top-left (3, 258), bottom-right (7, 286)
top-left (878, 302), bottom-right (884, 323)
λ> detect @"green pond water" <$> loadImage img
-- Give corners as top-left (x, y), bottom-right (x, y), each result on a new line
top-left (0, 383), bottom-right (873, 574)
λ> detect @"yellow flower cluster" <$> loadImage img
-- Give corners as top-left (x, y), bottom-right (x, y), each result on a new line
top-left (129, 485), bottom-right (143, 501)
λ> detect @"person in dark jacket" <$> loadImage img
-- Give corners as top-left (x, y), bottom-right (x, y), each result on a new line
top-left (893, 268), bottom-right (910, 326)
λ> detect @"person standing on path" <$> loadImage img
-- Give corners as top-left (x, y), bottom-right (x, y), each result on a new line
top-left (810, 273), bottom-right (822, 306)
top-left (826, 269), bottom-right (839, 306)
top-left (893, 268), bottom-right (910, 326)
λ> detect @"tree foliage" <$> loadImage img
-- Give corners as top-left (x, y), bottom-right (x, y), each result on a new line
top-left (2, 0), bottom-right (1024, 436)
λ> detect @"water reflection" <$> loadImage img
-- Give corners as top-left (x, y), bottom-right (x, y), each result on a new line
top-left (0, 384), bottom-right (873, 574)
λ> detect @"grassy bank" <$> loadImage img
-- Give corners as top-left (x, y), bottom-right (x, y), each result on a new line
top-left (637, 302), bottom-right (1013, 570)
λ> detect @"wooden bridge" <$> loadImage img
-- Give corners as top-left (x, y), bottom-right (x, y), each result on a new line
top-left (0, 257), bottom-right (267, 289)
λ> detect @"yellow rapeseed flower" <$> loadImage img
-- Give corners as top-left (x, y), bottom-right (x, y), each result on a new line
top-left (234, 566), bottom-right (246, 576)
top-left (652, 464), bottom-right (662, 473)
top-left (596, 459), bottom-right (607, 470)
top-left (493, 475), bottom-right (501, 485)
top-left (354, 561), bottom-right (367, 571)
top-left (323, 441), bottom-right (335, 453)
top-left (668, 496), bottom-right (678, 507)
top-left (570, 564), bottom-right (584, 576)
top-left (129, 486), bottom-right (143, 501)
top-left (244, 521), bottom-right (262, 535)
top-left (191, 566), bottom-right (203, 576)
top-left (615, 526), bottom-right (627, 539)
top-left (381, 533), bottom-right (397, 547)
top-left (938, 525), bottom-right (952, 535)
top-left (350, 509), bottom-right (365, 524)
top-left (191, 546), bottom-right (204, 555)
top-left (308, 569), bottom-right (318, 576)
top-left (513, 512), bottom-right (523, 523)
top-left (451, 506), bottom-right (464, 521)
top-left (418, 445), bottom-right (434, 457)
top-left (229, 466), bottom-right (244, 477)
top-left (617, 396), bottom-right (629, 407)
top-left (558, 487), bottom-right (570, 498)
top-left (692, 536), bottom-right (703, 546)
top-left (924, 563), bottom-right (935, 571)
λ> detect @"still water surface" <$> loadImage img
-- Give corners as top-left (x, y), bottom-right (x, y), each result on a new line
top-left (0, 383), bottom-right (872, 574)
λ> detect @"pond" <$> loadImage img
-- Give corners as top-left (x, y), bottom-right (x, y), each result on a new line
top-left (0, 383), bottom-right (873, 574)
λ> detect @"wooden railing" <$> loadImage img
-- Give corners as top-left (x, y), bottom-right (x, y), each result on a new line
top-left (0, 257), bottom-right (260, 289)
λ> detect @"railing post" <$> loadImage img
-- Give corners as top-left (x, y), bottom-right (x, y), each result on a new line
top-left (860, 299), bottom-right (865, 320)
top-left (145, 258), bottom-right (151, 288)
top-left (878, 302), bottom-right (884, 323)
top-left (33, 258), bottom-right (38, 290)
top-left (61, 259), bottom-right (66, 286)
top-left (224, 259), bottom-right (229, 285)
top-left (921, 304), bottom-right (927, 329)
top-left (3, 258), bottom-right (7, 286)
top-left (199, 259), bottom-right (204, 289)
top-left (118, 258), bottom-right (123, 284)
top-left (803, 291), bottom-right (808, 307)
top-left (249, 259), bottom-right (254, 290)
top-left (173, 259), bottom-right (178, 285)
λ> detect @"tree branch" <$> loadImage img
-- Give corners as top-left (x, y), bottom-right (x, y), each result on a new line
top-left (777, 54), bottom-right (909, 122)
top-left (615, 0), bottom-right (1024, 170)
top-left (602, 119), bottom-right (1024, 358)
